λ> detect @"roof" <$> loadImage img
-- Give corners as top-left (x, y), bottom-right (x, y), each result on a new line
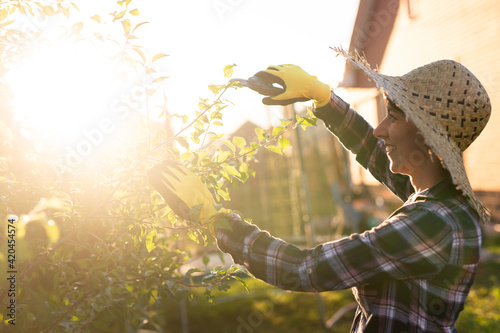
top-left (341, 0), bottom-right (399, 88)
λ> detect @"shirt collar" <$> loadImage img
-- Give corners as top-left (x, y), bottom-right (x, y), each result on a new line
top-left (410, 175), bottom-right (460, 202)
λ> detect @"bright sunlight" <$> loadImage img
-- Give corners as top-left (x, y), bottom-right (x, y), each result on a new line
top-left (5, 41), bottom-right (117, 141)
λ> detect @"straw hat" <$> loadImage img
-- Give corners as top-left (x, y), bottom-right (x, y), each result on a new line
top-left (333, 47), bottom-right (491, 222)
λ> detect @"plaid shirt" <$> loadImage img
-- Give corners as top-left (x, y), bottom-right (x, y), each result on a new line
top-left (216, 93), bottom-right (482, 332)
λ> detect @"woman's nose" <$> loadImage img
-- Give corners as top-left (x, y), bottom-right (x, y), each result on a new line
top-left (373, 116), bottom-right (389, 139)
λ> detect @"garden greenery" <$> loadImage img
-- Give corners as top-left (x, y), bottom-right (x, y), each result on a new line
top-left (0, 1), bottom-right (318, 331)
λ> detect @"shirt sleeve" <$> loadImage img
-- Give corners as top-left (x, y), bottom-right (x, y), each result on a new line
top-left (314, 92), bottom-right (413, 201)
top-left (216, 209), bottom-right (453, 292)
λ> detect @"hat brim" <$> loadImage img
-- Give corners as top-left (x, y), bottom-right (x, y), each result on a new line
top-left (335, 48), bottom-right (489, 222)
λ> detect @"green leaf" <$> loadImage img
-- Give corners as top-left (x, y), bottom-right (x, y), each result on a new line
top-left (129, 8), bottom-right (140, 15)
top-left (266, 145), bottom-right (282, 155)
top-left (303, 116), bottom-right (317, 126)
top-left (241, 146), bottom-right (256, 158)
top-left (202, 255), bottom-right (210, 266)
top-left (279, 137), bottom-right (290, 152)
top-left (122, 19), bottom-right (132, 34)
top-left (180, 151), bottom-right (192, 161)
top-left (231, 275), bottom-right (250, 293)
top-left (239, 162), bottom-right (249, 173)
top-left (43, 5), bottom-right (55, 15)
top-left (223, 164), bottom-right (240, 178)
top-left (198, 98), bottom-right (209, 110)
top-left (213, 218), bottom-right (232, 231)
top-left (153, 76), bottom-right (169, 83)
top-left (217, 187), bottom-right (231, 201)
top-left (220, 169), bottom-right (229, 181)
top-left (72, 22), bottom-right (84, 34)
top-left (255, 128), bottom-right (266, 142)
top-left (217, 151), bottom-right (232, 163)
top-left (190, 204), bottom-right (204, 221)
top-left (0, 8), bottom-right (8, 21)
top-left (208, 84), bottom-right (221, 95)
top-left (239, 172), bottom-right (249, 182)
top-left (132, 21), bottom-right (149, 33)
top-left (223, 140), bottom-right (235, 152)
top-left (232, 136), bottom-right (246, 149)
top-left (152, 53), bottom-right (169, 63)
top-left (0, 19), bottom-right (14, 28)
top-left (298, 115), bottom-right (317, 130)
top-left (149, 288), bottom-right (158, 306)
top-left (146, 230), bottom-right (157, 253)
top-left (176, 136), bottom-right (189, 150)
top-left (211, 109), bottom-right (223, 120)
top-left (160, 206), bottom-right (172, 218)
top-left (186, 268), bottom-right (204, 277)
top-left (132, 46), bottom-right (146, 63)
top-left (280, 118), bottom-right (293, 127)
top-left (307, 108), bottom-right (318, 118)
top-left (113, 9), bottom-right (126, 21)
top-left (187, 230), bottom-right (199, 244)
top-left (90, 14), bottom-right (101, 23)
top-left (272, 126), bottom-right (284, 136)
top-left (191, 132), bottom-right (200, 144)
top-left (212, 266), bottom-right (226, 274)
top-left (223, 64), bottom-right (235, 78)
top-left (210, 133), bottom-right (224, 140)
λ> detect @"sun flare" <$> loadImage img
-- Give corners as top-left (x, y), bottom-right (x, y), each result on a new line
top-left (5, 42), bottom-right (117, 141)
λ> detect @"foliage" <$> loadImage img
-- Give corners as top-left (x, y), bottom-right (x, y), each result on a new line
top-left (116, 255), bottom-right (500, 333)
top-left (163, 277), bottom-right (356, 333)
top-left (0, 1), bottom-right (318, 332)
top-left (456, 258), bottom-right (500, 332)
top-left (456, 284), bottom-right (500, 332)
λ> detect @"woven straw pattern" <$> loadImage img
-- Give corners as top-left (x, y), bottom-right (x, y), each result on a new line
top-left (334, 47), bottom-right (491, 222)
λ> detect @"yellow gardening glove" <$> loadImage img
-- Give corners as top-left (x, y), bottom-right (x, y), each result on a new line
top-left (148, 161), bottom-right (227, 235)
top-left (252, 64), bottom-right (331, 107)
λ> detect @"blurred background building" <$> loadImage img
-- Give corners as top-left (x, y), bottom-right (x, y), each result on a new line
top-left (225, 103), bottom-right (398, 245)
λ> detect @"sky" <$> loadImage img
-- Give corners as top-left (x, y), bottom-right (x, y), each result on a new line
top-left (81, 0), bottom-right (360, 130)
top-left (6, 0), bottom-right (360, 138)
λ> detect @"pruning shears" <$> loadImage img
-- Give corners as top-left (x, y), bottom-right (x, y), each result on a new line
top-left (229, 75), bottom-right (284, 97)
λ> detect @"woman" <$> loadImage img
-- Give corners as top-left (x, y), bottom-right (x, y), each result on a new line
top-left (149, 50), bottom-right (491, 332)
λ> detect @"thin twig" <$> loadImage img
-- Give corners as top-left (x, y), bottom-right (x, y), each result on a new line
top-left (151, 85), bottom-right (232, 151)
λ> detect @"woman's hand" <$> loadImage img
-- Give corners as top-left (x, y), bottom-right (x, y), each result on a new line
top-left (251, 64), bottom-right (331, 107)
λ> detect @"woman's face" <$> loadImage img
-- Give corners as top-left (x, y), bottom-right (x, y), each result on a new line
top-left (373, 101), bottom-right (429, 176)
